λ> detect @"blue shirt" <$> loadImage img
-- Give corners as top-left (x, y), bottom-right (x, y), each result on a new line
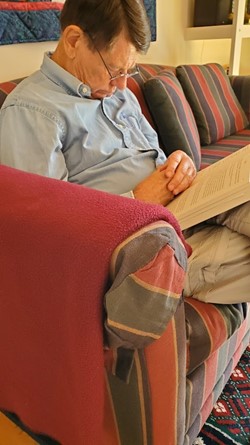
top-left (0, 53), bottom-right (166, 194)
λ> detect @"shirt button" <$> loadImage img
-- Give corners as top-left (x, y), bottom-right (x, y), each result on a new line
top-left (82, 87), bottom-right (88, 94)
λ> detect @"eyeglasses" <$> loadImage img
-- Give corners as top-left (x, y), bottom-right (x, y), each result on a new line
top-left (88, 34), bottom-right (139, 81)
top-left (96, 48), bottom-right (140, 81)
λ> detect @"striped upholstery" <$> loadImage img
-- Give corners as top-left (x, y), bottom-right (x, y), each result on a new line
top-left (104, 220), bottom-right (189, 381)
top-left (143, 71), bottom-right (201, 170)
top-left (105, 220), bottom-right (188, 350)
top-left (185, 310), bottom-right (250, 442)
top-left (103, 301), bottom-right (250, 445)
top-left (104, 304), bottom-right (187, 445)
top-left (200, 127), bottom-right (250, 168)
top-left (185, 298), bottom-right (247, 375)
top-left (127, 64), bottom-right (175, 127)
top-left (176, 63), bottom-right (249, 145)
top-left (230, 74), bottom-right (250, 123)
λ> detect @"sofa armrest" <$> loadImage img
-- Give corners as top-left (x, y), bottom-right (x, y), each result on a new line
top-left (105, 221), bottom-right (188, 351)
top-left (0, 164), bottom-right (189, 445)
top-left (104, 220), bottom-right (188, 383)
top-left (104, 302), bottom-right (187, 445)
top-left (230, 75), bottom-right (250, 123)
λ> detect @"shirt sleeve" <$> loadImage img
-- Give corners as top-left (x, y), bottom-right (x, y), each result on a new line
top-left (0, 104), bottom-right (68, 180)
top-left (126, 88), bottom-right (167, 165)
top-left (121, 191), bottom-right (135, 199)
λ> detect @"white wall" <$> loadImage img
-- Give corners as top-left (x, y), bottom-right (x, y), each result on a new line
top-left (0, 42), bottom-right (58, 82)
top-left (139, 0), bottom-right (250, 74)
top-left (0, 0), bottom-right (249, 81)
top-left (240, 39), bottom-right (250, 74)
top-left (138, 0), bottom-right (186, 65)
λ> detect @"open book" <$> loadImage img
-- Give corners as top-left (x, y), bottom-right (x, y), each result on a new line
top-left (166, 144), bottom-right (250, 230)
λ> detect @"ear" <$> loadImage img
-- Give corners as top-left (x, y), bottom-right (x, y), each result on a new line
top-left (62, 25), bottom-right (84, 59)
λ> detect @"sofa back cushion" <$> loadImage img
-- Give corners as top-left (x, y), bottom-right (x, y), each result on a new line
top-left (176, 63), bottom-right (249, 145)
top-left (143, 71), bottom-right (201, 170)
top-left (127, 64), bottom-right (175, 128)
top-left (230, 74), bottom-right (250, 124)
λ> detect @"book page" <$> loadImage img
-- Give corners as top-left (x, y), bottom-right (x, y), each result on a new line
top-left (167, 144), bottom-right (250, 230)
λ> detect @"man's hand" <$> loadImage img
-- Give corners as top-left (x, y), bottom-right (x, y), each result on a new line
top-left (133, 150), bottom-right (196, 206)
top-left (160, 150), bottom-right (196, 196)
top-left (133, 167), bottom-right (175, 206)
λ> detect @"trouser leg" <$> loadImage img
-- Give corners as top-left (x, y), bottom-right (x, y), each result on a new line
top-left (209, 201), bottom-right (250, 238)
top-left (183, 224), bottom-right (250, 304)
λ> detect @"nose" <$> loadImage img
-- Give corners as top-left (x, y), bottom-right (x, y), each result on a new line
top-left (111, 76), bottom-right (128, 90)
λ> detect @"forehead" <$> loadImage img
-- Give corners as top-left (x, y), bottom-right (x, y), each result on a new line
top-left (104, 32), bottom-right (137, 68)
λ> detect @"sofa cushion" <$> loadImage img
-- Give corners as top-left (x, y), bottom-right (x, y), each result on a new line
top-left (127, 64), bottom-right (175, 128)
top-left (143, 71), bottom-right (201, 170)
top-left (230, 74), bottom-right (250, 124)
top-left (128, 63), bottom-right (175, 128)
top-left (127, 75), bottom-right (155, 128)
top-left (185, 297), bottom-right (247, 375)
top-left (200, 126), bottom-right (250, 168)
top-left (176, 63), bottom-right (249, 145)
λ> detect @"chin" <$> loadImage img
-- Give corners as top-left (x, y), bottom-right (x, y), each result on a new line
top-left (91, 89), bottom-right (116, 99)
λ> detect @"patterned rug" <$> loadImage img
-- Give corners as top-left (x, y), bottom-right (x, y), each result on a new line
top-left (193, 346), bottom-right (250, 445)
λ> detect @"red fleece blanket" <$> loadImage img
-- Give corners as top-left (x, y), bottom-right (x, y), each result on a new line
top-left (0, 165), bottom-right (190, 444)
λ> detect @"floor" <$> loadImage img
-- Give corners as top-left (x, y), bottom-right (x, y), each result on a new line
top-left (0, 412), bottom-right (37, 445)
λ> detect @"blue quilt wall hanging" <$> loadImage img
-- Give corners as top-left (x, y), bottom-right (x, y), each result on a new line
top-left (0, 0), bottom-right (156, 45)
top-left (144, 0), bottom-right (156, 41)
top-left (0, 1), bottom-right (63, 45)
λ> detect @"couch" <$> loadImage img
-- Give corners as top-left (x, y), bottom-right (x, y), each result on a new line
top-left (0, 63), bottom-right (249, 445)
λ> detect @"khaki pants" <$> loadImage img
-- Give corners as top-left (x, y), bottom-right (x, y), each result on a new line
top-left (183, 202), bottom-right (250, 304)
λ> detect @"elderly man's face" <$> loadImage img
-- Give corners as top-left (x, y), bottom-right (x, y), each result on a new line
top-left (74, 30), bottom-right (138, 99)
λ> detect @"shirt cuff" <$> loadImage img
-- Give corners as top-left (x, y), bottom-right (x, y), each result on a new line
top-left (121, 191), bottom-right (135, 199)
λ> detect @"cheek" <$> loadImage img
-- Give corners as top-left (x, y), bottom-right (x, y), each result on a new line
top-left (83, 69), bottom-right (108, 91)
top-left (73, 54), bottom-right (90, 83)
top-left (73, 54), bottom-right (107, 88)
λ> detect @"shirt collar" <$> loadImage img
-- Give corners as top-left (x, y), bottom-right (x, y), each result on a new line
top-left (40, 52), bottom-right (92, 98)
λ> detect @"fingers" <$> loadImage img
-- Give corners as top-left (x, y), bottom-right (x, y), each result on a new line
top-left (169, 164), bottom-right (196, 195)
top-left (160, 150), bottom-right (196, 195)
top-left (133, 150), bottom-right (196, 206)
top-left (133, 168), bottom-right (175, 206)
top-left (161, 151), bottom-right (184, 179)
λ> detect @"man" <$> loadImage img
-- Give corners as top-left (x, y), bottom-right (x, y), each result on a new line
top-left (0, 0), bottom-right (249, 303)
